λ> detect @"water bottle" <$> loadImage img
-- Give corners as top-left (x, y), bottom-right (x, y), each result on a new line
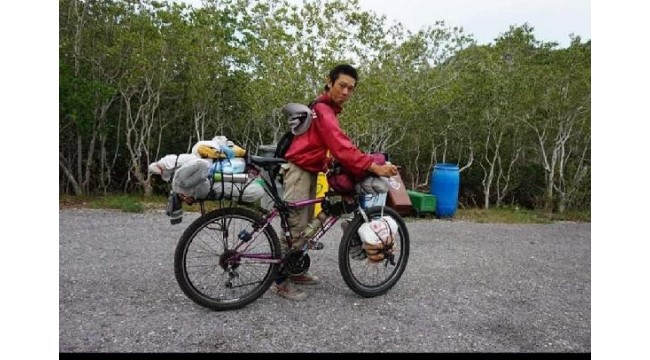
top-left (213, 173), bottom-right (248, 183)
top-left (301, 210), bottom-right (329, 239)
top-left (165, 192), bottom-right (183, 225)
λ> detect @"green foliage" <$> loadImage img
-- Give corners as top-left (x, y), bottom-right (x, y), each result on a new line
top-left (87, 194), bottom-right (147, 213)
top-left (59, 193), bottom-right (190, 213)
top-left (59, 0), bottom-right (590, 213)
top-left (59, 62), bottom-right (104, 134)
top-left (456, 206), bottom-right (554, 224)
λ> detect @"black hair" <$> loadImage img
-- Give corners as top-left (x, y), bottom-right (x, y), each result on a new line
top-left (325, 64), bottom-right (358, 91)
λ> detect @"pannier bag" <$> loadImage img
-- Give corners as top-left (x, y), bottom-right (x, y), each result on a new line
top-left (326, 152), bottom-right (389, 194)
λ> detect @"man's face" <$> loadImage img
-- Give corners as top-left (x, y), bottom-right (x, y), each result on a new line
top-left (327, 74), bottom-right (356, 106)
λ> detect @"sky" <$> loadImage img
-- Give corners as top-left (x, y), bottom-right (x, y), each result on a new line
top-left (178, 0), bottom-right (590, 48)
top-left (356, 0), bottom-right (590, 48)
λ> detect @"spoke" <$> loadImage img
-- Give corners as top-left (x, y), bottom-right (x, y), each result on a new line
top-left (227, 279), bottom-right (264, 289)
top-left (238, 263), bottom-right (266, 281)
top-left (242, 237), bottom-right (270, 252)
top-left (192, 234), bottom-right (218, 254)
top-left (186, 264), bottom-right (219, 268)
top-left (194, 271), bottom-right (229, 301)
top-left (186, 254), bottom-right (220, 260)
top-left (207, 220), bottom-right (230, 250)
top-left (193, 265), bottom-right (220, 289)
top-left (237, 261), bottom-right (277, 266)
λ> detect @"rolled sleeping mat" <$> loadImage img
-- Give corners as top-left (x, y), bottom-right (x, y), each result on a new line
top-left (173, 159), bottom-right (211, 189)
top-left (354, 176), bottom-right (390, 195)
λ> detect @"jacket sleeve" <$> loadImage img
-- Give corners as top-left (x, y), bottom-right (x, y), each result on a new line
top-left (314, 104), bottom-right (373, 178)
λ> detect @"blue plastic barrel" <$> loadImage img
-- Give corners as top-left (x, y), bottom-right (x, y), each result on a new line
top-left (430, 163), bottom-right (460, 218)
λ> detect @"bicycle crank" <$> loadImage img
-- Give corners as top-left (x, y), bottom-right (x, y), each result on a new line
top-left (282, 249), bottom-right (311, 276)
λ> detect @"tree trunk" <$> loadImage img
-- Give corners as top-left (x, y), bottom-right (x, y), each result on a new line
top-left (495, 143), bottom-right (522, 207)
top-left (122, 75), bottom-right (162, 197)
top-left (480, 112), bottom-right (502, 210)
top-left (60, 152), bottom-right (83, 196)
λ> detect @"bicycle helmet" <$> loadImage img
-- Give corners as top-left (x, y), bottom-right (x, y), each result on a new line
top-left (281, 103), bottom-right (312, 135)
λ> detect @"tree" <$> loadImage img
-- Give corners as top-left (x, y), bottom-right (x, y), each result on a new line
top-left (58, 2), bottom-right (591, 213)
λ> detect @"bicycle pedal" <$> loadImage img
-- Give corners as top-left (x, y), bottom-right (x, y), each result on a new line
top-left (307, 241), bottom-right (325, 250)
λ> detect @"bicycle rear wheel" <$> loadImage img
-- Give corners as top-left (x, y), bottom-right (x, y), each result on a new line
top-left (174, 207), bottom-right (281, 311)
top-left (338, 206), bottom-right (410, 297)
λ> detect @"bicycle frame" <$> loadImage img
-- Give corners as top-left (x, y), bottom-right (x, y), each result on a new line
top-left (203, 155), bottom-right (366, 268)
top-left (231, 196), bottom-right (341, 264)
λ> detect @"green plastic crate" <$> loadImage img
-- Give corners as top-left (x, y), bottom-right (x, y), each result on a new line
top-left (407, 190), bottom-right (436, 214)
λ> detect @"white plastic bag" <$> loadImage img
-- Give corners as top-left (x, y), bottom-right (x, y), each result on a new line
top-left (148, 154), bottom-right (199, 182)
top-left (357, 216), bottom-right (399, 246)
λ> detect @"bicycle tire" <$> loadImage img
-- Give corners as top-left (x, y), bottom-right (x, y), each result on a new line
top-left (338, 206), bottom-right (410, 297)
top-left (174, 207), bottom-right (281, 311)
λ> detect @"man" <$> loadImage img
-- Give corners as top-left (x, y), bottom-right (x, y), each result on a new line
top-left (272, 64), bottom-right (398, 301)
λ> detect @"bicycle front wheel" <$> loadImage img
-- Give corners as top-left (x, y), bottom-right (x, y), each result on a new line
top-left (338, 206), bottom-right (410, 297)
top-left (174, 207), bottom-right (281, 311)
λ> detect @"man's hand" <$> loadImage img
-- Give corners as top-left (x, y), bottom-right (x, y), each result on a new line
top-left (368, 163), bottom-right (398, 177)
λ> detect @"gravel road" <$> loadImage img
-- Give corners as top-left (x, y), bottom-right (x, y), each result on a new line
top-left (59, 208), bottom-right (590, 353)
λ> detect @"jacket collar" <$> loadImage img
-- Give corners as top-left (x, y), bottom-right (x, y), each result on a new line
top-left (316, 93), bottom-right (342, 114)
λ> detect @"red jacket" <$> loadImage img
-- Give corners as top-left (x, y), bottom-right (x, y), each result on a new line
top-left (285, 93), bottom-right (373, 178)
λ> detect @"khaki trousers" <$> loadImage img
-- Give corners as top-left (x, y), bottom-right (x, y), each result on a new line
top-left (280, 162), bottom-right (317, 250)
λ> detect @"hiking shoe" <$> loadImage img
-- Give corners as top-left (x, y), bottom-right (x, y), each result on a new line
top-left (288, 273), bottom-right (321, 285)
top-left (270, 282), bottom-right (307, 301)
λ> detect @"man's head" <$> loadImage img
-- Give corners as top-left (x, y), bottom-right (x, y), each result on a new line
top-left (325, 64), bottom-right (358, 106)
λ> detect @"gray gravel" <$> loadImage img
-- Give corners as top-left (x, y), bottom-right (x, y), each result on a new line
top-left (59, 208), bottom-right (590, 353)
